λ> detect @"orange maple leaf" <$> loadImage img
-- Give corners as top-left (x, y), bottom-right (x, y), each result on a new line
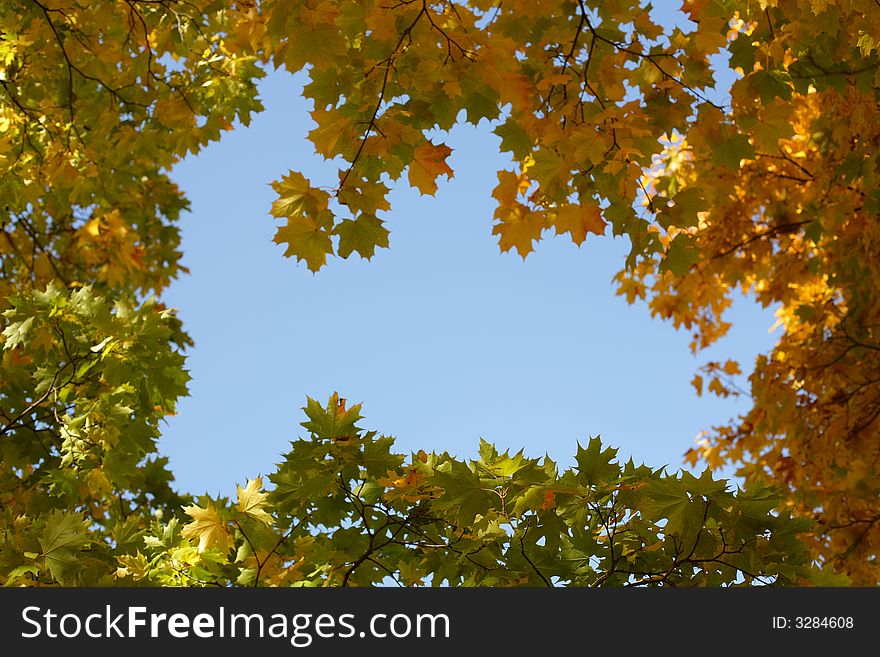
top-left (408, 141), bottom-right (454, 196)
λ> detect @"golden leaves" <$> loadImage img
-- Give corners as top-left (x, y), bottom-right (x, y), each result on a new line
top-left (492, 206), bottom-right (546, 259)
top-left (691, 16), bottom-right (729, 60)
top-left (236, 477), bottom-right (274, 526)
top-left (182, 502), bottom-right (229, 554)
top-left (631, 25), bottom-right (880, 578)
top-left (270, 171), bottom-right (334, 272)
top-left (309, 108), bottom-right (358, 159)
top-left (491, 169), bottom-right (530, 209)
top-left (270, 171), bottom-right (326, 219)
top-left (722, 360), bottom-right (742, 376)
top-left (490, 168), bottom-right (547, 257)
top-left (74, 210), bottom-right (144, 287)
top-left (634, 12), bottom-right (664, 41)
top-left (551, 204), bottom-right (606, 246)
top-left (270, 1), bottom-right (345, 72)
top-left (153, 97), bottom-right (196, 129)
top-left (273, 214), bottom-right (333, 272)
top-left (407, 141), bottom-right (454, 196)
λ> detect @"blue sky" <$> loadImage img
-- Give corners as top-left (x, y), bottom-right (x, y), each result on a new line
top-left (158, 35), bottom-right (775, 498)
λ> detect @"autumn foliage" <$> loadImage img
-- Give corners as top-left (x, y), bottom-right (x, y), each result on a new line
top-left (1, 0), bottom-right (878, 585)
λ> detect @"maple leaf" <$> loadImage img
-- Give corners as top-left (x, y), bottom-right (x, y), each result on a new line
top-left (1, 316), bottom-right (34, 349)
top-left (39, 511), bottom-right (88, 583)
top-left (639, 477), bottom-right (703, 541)
top-left (491, 170), bottom-right (527, 209)
top-left (681, 0), bottom-right (709, 18)
top-left (661, 234), bottom-right (701, 277)
top-left (334, 213), bottom-right (390, 260)
top-left (708, 377), bottom-right (728, 397)
top-left (493, 206), bottom-right (545, 258)
top-left (407, 141), bottom-right (454, 196)
top-left (182, 502), bottom-right (230, 554)
top-left (575, 437), bottom-right (620, 486)
top-left (6, 0), bottom-right (879, 587)
top-left (722, 360), bottom-right (741, 376)
top-left (551, 204), bottom-right (606, 245)
top-left (273, 213), bottom-right (333, 272)
top-left (308, 108), bottom-right (357, 158)
top-left (237, 477), bottom-right (274, 526)
top-left (692, 16), bottom-right (728, 60)
top-left (301, 393), bottom-right (364, 440)
top-left (494, 120), bottom-right (533, 160)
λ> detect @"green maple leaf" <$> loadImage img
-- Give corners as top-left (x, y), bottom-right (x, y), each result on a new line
top-left (494, 120), bottom-right (533, 160)
top-left (679, 468), bottom-right (729, 498)
top-left (270, 467), bottom-right (337, 513)
top-left (463, 88), bottom-right (501, 124)
top-left (431, 459), bottom-right (493, 525)
top-left (301, 394), bottom-right (363, 440)
top-left (478, 439), bottom-right (530, 478)
top-left (748, 70), bottom-right (793, 104)
top-left (359, 434), bottom-right (405, 477)
top-left (575, 437), bottom-right (619, 486)
top-left (639, 477), bottom-right (705, 541)
top-left (1, 316), bottom-right (34, 349)
top-left (39, 511), bottom-right (88, 583)
top-left (712, 132), bottom-right (755, 170)
top-left (664, 188), bottom-right (709, 229)
top-left (734, 484), bottom-right (781, 521)
top-left (334, 213), bottom-right (390, 260)
top-left (661, 234), bottom-right (702, 277)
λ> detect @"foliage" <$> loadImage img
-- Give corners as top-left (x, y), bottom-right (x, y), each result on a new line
top-left (20, 392), bottom-right (817, 587)
top-left (2, 0), bottom-right (878, 584)
top-left (141, 394), bottom-right (813, 587)
top-left (0, 283), bottom-right (189, 584)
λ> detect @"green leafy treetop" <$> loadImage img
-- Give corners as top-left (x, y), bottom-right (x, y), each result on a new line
top-left (3, 0), bottom-right (873, 585)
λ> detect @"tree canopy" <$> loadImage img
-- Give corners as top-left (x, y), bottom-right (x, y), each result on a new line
top-left (1, 0), bottom-right (877, 585)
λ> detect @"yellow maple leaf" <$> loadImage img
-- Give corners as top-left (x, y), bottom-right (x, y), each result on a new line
top-left (552, 204), bottom-right (606, 245)
top-left (492, 206), bottom-right (545, 258)
top-left (308, 108), bottom-right (356, 158)
top-left (236, 477), bottom-right (274, 526)
top-left (181, 502), bottom-right (230, 554)
top-left (693, 16), bottom-right (728, 58)
top-left (722, 360), bottom-right (742, 376)
top-left (708, 377), bottom-right (729, 397)
top-left (634, 12), bottom-right (663, 40)
top-left (492, 169), bottom-right (527, 210)
top-left (153, 97), bottom-right (195, 128)
top-left (272, 213), bottom-right (333, 272)
top-left (407, 141), bottom-right (453, 196)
